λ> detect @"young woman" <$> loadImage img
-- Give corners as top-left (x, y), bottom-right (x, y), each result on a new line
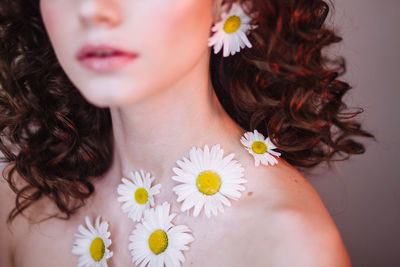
top-left (0, 0), bottom-right (372, 266)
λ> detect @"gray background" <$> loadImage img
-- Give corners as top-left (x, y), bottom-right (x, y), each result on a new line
top-left (307, 0), bottom-right (400, 266)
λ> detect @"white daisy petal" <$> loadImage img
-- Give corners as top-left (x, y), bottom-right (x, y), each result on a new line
top-left (233, 33), bottom-right (241, 52)
top-left (117, 170), bottom-right (161, 222)
top-left (129, 202), bottom-right (194, 267)
top-left (237, 29), bottom-right (253, 48)
top-left (180, 192), bottom-right (199, 212)
top-left (214, 37), bottom-right (224, 55)
top-left (72, 216), bottom-right (113, 267)
top-left (240, 130), bottom-right (281, 167)
top-left (172, 144), bottom-right (246, 217)
top-left (223, 34), bottom-right (231, 57)
top-left (269, 150), bottom-right (282, 157)
top-left (172, 184), bottom-right (197, 202)
top-left (192, 195), bottom-right (206, 217)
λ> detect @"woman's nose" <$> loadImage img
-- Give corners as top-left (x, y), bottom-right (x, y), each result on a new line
top-left (79, 0), bottom-right (122, 28)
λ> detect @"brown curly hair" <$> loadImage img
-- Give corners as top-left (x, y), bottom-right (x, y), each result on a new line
top-left (0, 0), bottom-right (373, 223)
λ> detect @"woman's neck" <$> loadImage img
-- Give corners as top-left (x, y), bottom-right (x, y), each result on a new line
top-left (106, 55), bottom-right (243, 185)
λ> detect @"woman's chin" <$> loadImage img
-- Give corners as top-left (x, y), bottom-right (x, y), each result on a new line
top-left (80, 89), bottom-right (148, 108)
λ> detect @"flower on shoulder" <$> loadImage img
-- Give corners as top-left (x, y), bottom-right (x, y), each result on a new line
top-left (72, 215), bottom-right (113, 267)
top-left (240, 129), bottom-right (281, 167)
top-left (172, 144), bottom-right (246, 218)
top-left (128, 202), bottom-right (194, 267)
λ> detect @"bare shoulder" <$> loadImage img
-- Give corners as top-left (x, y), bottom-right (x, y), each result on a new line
top-left (0, 164), bottom-right (67, 267)
top-left (233, 156), bottom-right (351, 267)
top-left (0, 164), bottom-right (17, 267)
top-left (0, 164), bottom-right (49, 267)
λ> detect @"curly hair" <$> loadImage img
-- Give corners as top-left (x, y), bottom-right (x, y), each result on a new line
top-left (0, 0), bottom-right (373, 223)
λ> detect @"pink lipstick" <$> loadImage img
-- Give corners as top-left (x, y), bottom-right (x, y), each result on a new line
top-left (76, 44), bottom-right (138, 72)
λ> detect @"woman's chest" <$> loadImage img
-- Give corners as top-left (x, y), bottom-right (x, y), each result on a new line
top-left (12, 206), bottom-right (272, 267)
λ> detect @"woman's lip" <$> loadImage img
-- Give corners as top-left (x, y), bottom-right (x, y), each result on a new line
top-left (78, 54), bottom-right (138, 72)
top-left (75, 44), bottom-right (136, 60)
top-left (76, 44), bottom-right (138, 72)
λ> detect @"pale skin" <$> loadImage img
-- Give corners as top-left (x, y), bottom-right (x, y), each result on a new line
top-left (0, 0), bottom-right (351, 266)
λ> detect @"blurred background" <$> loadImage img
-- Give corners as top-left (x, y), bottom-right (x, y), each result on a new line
top-left (307, 0), bottom-right (400, 266)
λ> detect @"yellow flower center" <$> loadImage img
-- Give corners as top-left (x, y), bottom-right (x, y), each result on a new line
top-left (89, 237), bottom-right (105, 262)
top-left (135, 187), bottom-right (148, 204)
top-left (223, 15), bottom-right (241, 34)
top-left (196, 171), bottom-right (221, 195)
top-left (148, 230), bottom-right (168, 255)
top-left (251, 141), bottom-right (268, 154)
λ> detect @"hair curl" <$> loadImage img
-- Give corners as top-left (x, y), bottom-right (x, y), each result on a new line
top-left (0, 0), bottom-right (373, 223)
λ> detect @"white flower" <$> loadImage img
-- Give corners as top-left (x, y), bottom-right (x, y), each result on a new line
top-left (172, 144), bottom-right (246, 218)
top-left (240, 129), bottom-right (281, 167)
top-left (72, 216), bottom-right (113, 267)
top-left (128, 202), bottom-right (194, 267)
top-left (117, 170), bottom-right (161, 222)
top-left (208, 2), bottom-right (257, 57)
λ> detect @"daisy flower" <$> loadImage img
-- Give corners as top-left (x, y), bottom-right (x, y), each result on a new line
top-left (208, 2), bottom-right (258, 57)
top-left (172, 144), bottom-right (246, 218)
top-left (72, 216), bottom-right (113, 267)
top-left (117, 170), bottom-right (161, 222)
top-left (128, 201), bottom-right (194, 267)
top-left (240, 129), bottom-right (281, 167)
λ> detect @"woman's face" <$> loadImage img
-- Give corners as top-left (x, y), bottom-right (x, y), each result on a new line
top-left (40, 0), bottom-right (222, 107)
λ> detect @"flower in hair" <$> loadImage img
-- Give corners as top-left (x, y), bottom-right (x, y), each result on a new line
top-left (117, 170), bottom-right (161, 222)
top-left (208, 2), bottom-right (257, 57)
top-left (172, 144), bottom-right (246, 218)
top-left (72, 216), bottom-right (113, 267)
top-left (128, 202), bottom-right (194, 267)
top-left (240, 130), bottom-right (281, 167)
